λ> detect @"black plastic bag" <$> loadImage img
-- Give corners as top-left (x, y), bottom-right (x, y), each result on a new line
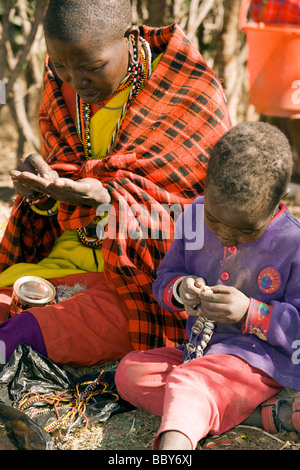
top-left (0, 344), bottom-right (133, 450)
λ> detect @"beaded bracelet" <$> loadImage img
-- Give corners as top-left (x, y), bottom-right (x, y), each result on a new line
top-left (172, 276), bottom-right (187, 305)
top-left (30, 199), bottom-right (60, 216)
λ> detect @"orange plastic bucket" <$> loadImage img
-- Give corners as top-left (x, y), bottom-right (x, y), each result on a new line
top-left (240, 0), bottom-right (300, 117)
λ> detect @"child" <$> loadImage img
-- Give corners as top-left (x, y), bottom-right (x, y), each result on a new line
top-left (115, 121), bottom-right (300, 450)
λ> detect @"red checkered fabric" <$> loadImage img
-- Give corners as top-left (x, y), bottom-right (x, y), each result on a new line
top-left (0, 24), bottom-right (231, 350)
top-left (251, 0), bottom-right (300, 23)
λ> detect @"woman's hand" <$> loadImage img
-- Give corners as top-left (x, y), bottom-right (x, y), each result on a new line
top-left (10, 153), bottom-right (59, 199)
top-left (178, 276), bottom-right (207, 316)
top-left (199, 284), bottom-right (250, 324)
top-left (43, 177), bottom-right (111, 207)
top-left (11, 154), bottom-right (111, 207)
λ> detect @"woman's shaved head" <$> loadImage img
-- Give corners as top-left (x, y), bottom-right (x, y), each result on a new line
top-left (44, 0), bottom-right (132, 44)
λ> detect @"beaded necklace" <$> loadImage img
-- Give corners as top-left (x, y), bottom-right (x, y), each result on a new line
top-left (76, 36), bottom-right (152, 248)
top-left (184, 314), bottom-right (215, 363)
top-left (184, 286), bottom-right (215, 363)
top-left (75, 36), bottom-right (152, 160)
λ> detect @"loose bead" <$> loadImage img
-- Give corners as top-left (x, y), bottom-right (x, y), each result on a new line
top-left (186, 343), bottom-right (196, 353)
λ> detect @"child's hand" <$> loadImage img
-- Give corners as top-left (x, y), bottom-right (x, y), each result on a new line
top-left (199, 284), bottom-right (250, 324)
top-left (178, 276), bottom-right (206, 316)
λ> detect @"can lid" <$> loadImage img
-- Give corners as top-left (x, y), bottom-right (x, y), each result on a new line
top-left (13, 276), bottom-right (56, 304)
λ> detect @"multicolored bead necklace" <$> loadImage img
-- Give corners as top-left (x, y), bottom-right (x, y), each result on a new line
top-left (75, 36), bottom-right (152, 160)
top-left (76, 36), bottom-right (152, 248)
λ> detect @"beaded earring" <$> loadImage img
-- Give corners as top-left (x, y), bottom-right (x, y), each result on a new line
top-left (130, 33), bottom-right (140, 64)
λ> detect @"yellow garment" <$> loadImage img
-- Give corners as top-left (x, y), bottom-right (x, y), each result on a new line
top-left (0, 54), bottom-right (163, 287)
top-left (0, 230), bottom-right (104, 287)
top-left (90, 51), bottom-right (162, 156)
top-left (90, 86), bottom-right (132, 157)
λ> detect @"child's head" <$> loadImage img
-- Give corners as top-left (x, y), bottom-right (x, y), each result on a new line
top-left (204, 121), bottom-right (293, 247)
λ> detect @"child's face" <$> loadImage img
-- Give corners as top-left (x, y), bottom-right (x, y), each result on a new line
top-left (204, 186), bottom-right (275, 247)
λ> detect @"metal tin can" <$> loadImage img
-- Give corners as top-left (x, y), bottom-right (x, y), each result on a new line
top-left (10, 276), bottom-right (56, 317)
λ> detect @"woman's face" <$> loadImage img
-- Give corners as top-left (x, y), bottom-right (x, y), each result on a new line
top-left (46, 35), bottom-right (130, 103)
top-left (204, 185), bottom-right (275, 247)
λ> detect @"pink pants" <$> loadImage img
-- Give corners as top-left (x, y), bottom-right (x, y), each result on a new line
top-left (115, 348), bottom-right (282, 449)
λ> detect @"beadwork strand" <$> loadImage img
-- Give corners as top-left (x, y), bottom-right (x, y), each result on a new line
top-left (75, 36), bottom-right (152, 161)
top-left (15, 370), bottom-right (120, 447)
top-left (0, 197), bottom-right (25, 236)
top-left (184, 315), bottom-right (215, 363)
top-left (76, 36), bottom-right (152, 248)
top-left (184, 286), bottom-right (216, 363)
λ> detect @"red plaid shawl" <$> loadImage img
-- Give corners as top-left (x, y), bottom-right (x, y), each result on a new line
top-left (0, 24), bottom-right (231, 349)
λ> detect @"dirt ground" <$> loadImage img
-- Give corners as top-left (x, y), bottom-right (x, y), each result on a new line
top-left (0, 110), bottom-right (300, 452)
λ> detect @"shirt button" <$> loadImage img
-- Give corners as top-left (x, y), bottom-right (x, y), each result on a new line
top-left (228, 246), bottom-right (237, 254)
top-left (221, 271), bottom-right (230, 281)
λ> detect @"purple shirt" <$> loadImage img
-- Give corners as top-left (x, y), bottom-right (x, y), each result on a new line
top-left (153, 196), bottom-right (300, 390)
